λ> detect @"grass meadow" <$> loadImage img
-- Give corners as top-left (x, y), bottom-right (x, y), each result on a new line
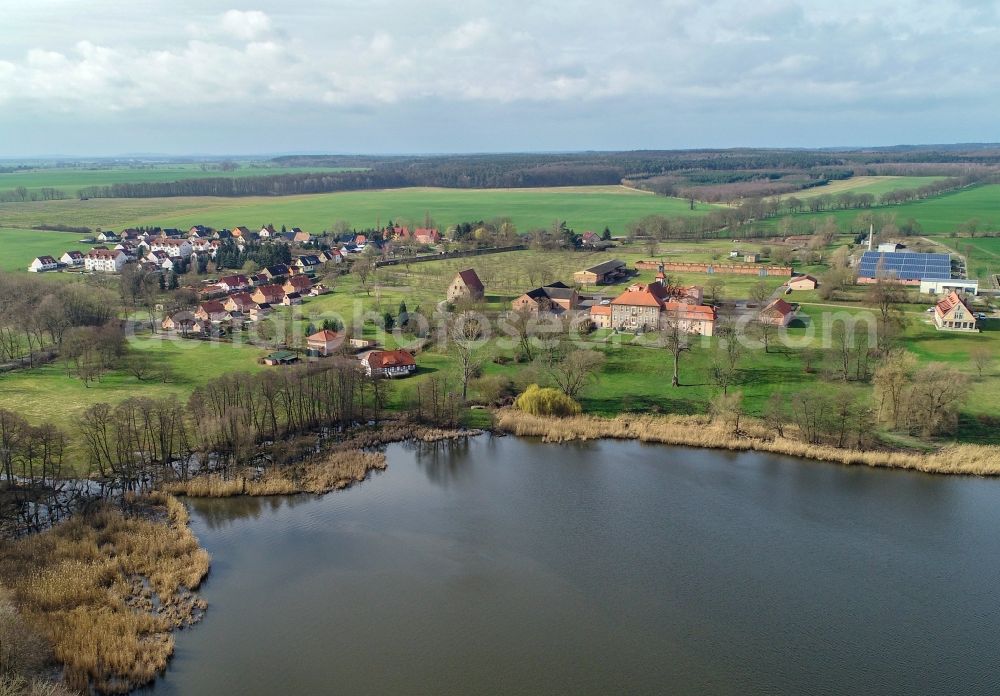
top-left (780, 176), bottom-right (947, 200)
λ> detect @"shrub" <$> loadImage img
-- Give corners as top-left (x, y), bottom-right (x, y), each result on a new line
top-left (514, 384), bottom-right (582, 417)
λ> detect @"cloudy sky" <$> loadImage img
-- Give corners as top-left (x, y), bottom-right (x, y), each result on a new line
top-left (1, 0), bottom-right (998, 156)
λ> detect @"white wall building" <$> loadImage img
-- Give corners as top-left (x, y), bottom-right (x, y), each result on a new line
top-left (84, 249), bottom-right (128, 273)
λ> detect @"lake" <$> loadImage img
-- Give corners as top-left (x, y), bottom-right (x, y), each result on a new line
top-left (152, 436), bottom-right (1000, 695)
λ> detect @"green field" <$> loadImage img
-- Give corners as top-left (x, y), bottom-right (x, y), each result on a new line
top-left (0, 228), bottom-right (88, 271)
top-left (931, 235), bottom-right (1000, 280)
top-left (783, 176), bottom-right (946, 200)
top-left (781, 184), bottom-right (1000, 233)
top-left (0, 164), bottom-right (362, 195)
top-left (0, 185), bottom-right (718, 235)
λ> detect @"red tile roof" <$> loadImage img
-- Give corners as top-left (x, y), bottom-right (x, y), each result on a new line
top-left (308, 330), bottom-right (340, 343)
top-left (762, 298), bottom-right (795, 317)
top-left (935, 291), bottom-right (971, 316)
top-left (366, 349), bottom-right (415, 368)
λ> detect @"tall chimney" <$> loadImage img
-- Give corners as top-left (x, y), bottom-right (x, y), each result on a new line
top-left (868, 224), bottom-right (873, 251)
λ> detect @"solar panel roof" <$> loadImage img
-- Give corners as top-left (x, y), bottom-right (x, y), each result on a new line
top-left (858, 251), bottom-right (952, 281)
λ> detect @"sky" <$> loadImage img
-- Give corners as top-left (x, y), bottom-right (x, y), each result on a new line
top-left (1, 0), bottom-right (998, 156)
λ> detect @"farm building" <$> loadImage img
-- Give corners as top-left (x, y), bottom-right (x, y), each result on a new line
top-left (447, 269), bottom-right (485, 302)
top-left (759, 298), bottom-right (797, 327)
top-left (857, 250), bottom-right (978, 295)
top-left (263, 351), bottom-right (299, 366)
top-left (511, 282), bottom-right (579, 315)
top-left (573, 259), bottom-right (627, 285)
top-left (933, 292), bottom-right (978, 332)
top-left (788, 275), bottom-right (818, 291)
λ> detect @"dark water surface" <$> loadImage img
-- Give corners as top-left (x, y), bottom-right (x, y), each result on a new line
top-left (152, 436), bottom-right (1000, 695)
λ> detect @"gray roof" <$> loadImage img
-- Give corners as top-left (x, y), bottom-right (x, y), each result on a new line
top-left (583, 259), bottom-right (626, 275)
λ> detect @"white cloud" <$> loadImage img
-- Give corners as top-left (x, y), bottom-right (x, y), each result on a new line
top-left (0, 0), bottom-right (998, 151)
top-left (220, 10), bottom-right (273, 41)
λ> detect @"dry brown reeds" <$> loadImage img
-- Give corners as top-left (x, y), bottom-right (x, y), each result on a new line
top-left (0, 493), bottom-right (209, 694)
top-left (163, 449), bottom-right (388, 497)
top-left (496, 409), bottom-right (1000, 476)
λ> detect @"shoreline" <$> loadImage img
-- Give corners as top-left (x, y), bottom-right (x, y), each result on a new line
top-left (162, 423), bottom-right (479, 498)
top-left (495, 409), bottom-right (1000, 476)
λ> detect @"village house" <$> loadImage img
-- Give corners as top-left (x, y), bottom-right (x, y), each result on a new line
top-left (307, 329), bottom-right (342, 356)
top-left (292, 230), bottom-right (314, 244)
top-left (321, 248), bottom-right (343, 264)
top-left (293, 255), bottom-right (322, 272)
top-left (217, 274), bottom-right (252, 293)
top-left (589, 304), bottom-right (612, 329)
top-left (145, 250), bottom-right (174, 270)
top-left (933, 291), bottom-right (978, 332)
top-left (283, 275), bottom-right (313, 295)
top-left (189, 237), bottom-right (213, 254)
top-left (261, 264), bottom-right (292, 281)
top-left (787, 274), bottom-right (818, 291)
top-left (282, 292), bottom-right (303, 306)
top-left (248, 303), bottom-right (272, 321)
top-left (188, 225), bottom-right (209, 237)
top-left (252, 284), bottom-right (286, 305)
top-left (195, 300), bottom-right (230, 323)
top-left (414, 228), bottom-right (441, 245)
top-left (447, 269), bottom-right (485, 302)
top-left (149, 237), bottom-right (193, 258)
top-left (759, 298), bottom-right (797, 327)
top-left (96, 231), bottom-right (120, 243)
top-left (84, 248), bottom-right (128, 273)
top-left (609, 281), bottom-right (714, 336)
top-left (258, 224), bottom-right (278, 239)
top-left (573, 259), bottom-right (628, 285)
top-left (28, 256), bottom-right (59, 273)
top-left (161, 311), bottom-right (197, 334)
top-left (361, 349), bottom-right (417, 377)
top-left (511, 281), bottom-right (579, 315)
top-left (349, 337), bottom-right (377, 351)
top-left (231, 226), bottom-right (251, 239)
top-left (60, 250), bottom-right (84, 266)
top-left (223, 292), bottom-right (256, 313)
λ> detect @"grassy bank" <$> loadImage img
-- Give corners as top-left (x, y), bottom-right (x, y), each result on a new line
top-left (0, 493), bottom-right (209, 694)
top-left (163, 450), bottom-right (387, 497)
top-left (496, 410), bottom-right (1000, 476)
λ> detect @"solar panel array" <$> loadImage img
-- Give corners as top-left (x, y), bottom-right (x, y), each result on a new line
top-left (858, 251), bottom-right (952, 281)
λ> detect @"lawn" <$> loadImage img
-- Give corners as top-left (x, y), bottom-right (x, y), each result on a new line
top-left (781, 176), bottom-right (946, 200)
top-left (0, 339), bottom-right (266, 430)
top-left (0, 164), bottom-right (363, 195)
top-left (0, 185), bottom-right (719, 236)
top-left (0, 227), bottom-right (89, 271)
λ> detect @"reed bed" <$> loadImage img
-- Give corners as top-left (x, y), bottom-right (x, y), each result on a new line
top-left (0, 493), bottom-right (210, 694)
top-left (496, 409), bottom-right (1000, 476)
top-left (163, 450), bottom-right (388, 497)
